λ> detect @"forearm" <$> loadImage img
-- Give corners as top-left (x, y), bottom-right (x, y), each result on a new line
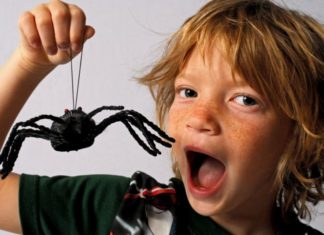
top-left (0, 49), bottom-right (55, 149)
top-left (0, 51), bottom-right (50, 233)
top-left (0, 173), bottom-right (21, 234)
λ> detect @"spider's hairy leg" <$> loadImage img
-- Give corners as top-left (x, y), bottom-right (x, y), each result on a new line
top-left (121, 119), bottom-right (160, 156)
top-left (125, 111), bottom-right (175, 147)
top-left (121, 111), bottom-right (175, 155)
top-left (87, 105), bottom-right (124, 118)
top-left (123, 114), bottom-right (163, 154)
top-left (94, 109), bottom-right (175, 156)
top-left (0, 114), bottom-right (62, 164)
top-left (0, 129), bottom-right (57, 179)
top-left (122, 110), bottom-right (175, 143)
top-left (94, 113), bottom-right (161, 156)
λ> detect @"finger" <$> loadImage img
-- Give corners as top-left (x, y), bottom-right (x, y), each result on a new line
top-left (84, 25), bottom-right (95, 40)
top-left (48, 0), bottom-right (71, 50)
top-left (18, 11), bottom-right (41, 49)
top-left (64, 25), bottom-right (95, 59)
top-left (68, 4), bottom-right (86, 52)
top-left (32, 4), bottom-right (57, 55)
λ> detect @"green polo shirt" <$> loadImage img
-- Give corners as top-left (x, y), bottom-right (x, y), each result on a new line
top-left (19, 173), bottom-right (322, 235)
top-left (19, 174), bottom-right (229, 235)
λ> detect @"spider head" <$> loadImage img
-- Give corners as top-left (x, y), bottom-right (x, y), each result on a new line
top-left (51, 108), bottom-right (96, 151)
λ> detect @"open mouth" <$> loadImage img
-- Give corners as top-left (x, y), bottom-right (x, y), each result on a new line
top-left (187, 150), bottom-right (225, 190)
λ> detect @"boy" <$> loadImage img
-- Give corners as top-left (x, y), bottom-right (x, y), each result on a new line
top-left (0, 0), bottom-right (323, 234)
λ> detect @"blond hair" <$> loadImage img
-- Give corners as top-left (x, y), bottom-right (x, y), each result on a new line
top-left (139, 0), bottom-right (324, 219)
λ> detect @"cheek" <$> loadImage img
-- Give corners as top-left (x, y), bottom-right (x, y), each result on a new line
top-left (167, 105), bottom-right (185, 137)
top-left (167, 105), bottom-right (188, 166)
top-left (227, 117), bottom-right (291, 168)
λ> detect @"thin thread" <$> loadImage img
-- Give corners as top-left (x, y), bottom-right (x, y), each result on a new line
top-left (70, 47), bottom-right (75, 109)
top-left (75, 48), bottom-right (84, 109)
top-left (69, 45), bottom-right (84, 110)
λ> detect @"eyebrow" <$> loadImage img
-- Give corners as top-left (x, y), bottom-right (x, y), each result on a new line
top-left (176, 71), bottom-right (250, 88)
top-left (176, 71), bottom-right (199, 80)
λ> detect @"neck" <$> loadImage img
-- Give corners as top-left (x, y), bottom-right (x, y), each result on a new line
top-left (213, 211), bottom-right (276, 235)
top-left (211, 195), bottom-right (278, 235)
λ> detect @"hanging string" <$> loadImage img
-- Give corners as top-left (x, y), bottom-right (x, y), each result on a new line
top-left (69, 45), bottom-right (84, 110)
top-left (69, 47), bottom-right (75, 109)
top-left (75, 47), bottom-right (83, 109)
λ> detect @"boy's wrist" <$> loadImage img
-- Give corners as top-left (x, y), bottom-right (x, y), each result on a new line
top-left (12, 47), bottom-right (56, 82)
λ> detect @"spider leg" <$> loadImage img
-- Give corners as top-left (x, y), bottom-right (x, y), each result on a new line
top-left (95, 115), bottom-right (160, 156)
top-left (87, 105), bottom-right (124, 118)
top-left (119, 110), bottom-right (175, 150)
top-left (94, 109), bottom-right (175, 156)
top-left (0, 115), bottom-right (62, 164)
top-left (0, 129), bottom-right (57, 179)
top-left (125, 114), bottom-right (173, 148)
top-left (123, 110), bottom-right (175, 142)
top-left (121, 115), bottom-right (176, 156)
top-left (120, 120), bottom-right (160, 156)
top-left (120, 110), bottom-right (176, 154)
top-left (122, 115), bottom-right (162, 154)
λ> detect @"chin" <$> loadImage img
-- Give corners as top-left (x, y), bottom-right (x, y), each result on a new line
top-left (186, 191), bottom-right (225, 217)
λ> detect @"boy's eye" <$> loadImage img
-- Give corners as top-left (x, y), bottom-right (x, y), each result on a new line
top-left (179, 88), bottom-right (197, 98)
top-left (234, 95), bottom-right (257, 106)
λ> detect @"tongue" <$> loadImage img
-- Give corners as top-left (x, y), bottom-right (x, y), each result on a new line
top-left (197, 157), bottom-right (225, 188)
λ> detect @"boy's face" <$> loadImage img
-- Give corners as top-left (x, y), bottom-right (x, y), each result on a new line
top-left (167, 45), bottom-right (292, 222)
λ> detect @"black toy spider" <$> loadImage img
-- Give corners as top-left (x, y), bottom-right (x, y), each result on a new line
top-left (0, 105), bottom-right (175, 179)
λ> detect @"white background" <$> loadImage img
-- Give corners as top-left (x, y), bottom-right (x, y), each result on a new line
top-left (0, 0), bottom-right (323, 234)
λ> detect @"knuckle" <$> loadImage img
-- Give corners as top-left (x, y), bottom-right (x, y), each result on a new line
top-left (34, 3), bottom-right (48, 13)
top-left (37, 16), bottom-right (52, 28)
top-left (52, 8), bottom-right (70, 21)
top-left (18, 11), bottom-right (33, 26)
top-left (70, 7), bottom-right (86, 22)
top-left (32, 5), bottom-right (52, 28)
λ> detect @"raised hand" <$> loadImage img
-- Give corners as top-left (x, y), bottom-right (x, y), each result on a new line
top-left (17, 0), bottom-right (95, 74)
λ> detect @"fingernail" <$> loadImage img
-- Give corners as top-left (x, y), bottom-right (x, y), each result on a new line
top-left (47, 46), bottom-right (57, 55)
top-left (72, 43), bottom-right (81, 52)
top-left (30, 40), bottom-right (41, 49)
top-left (58, 43), bottom-right (70, 51)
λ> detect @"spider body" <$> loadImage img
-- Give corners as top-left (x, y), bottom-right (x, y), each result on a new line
top-left (0, 105), bottom-right (175, 178)
top-left (51, 108), bottom-right (96, 151)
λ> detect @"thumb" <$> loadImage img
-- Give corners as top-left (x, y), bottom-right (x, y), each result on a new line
top-left (84, 25), bottom-right (95, 41)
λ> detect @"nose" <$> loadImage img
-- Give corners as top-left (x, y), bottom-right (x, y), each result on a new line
top-left (185, 106), bottom-right (221, 135)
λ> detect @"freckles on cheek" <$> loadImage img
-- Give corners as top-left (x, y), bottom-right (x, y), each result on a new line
top-left (228, 118), bottom-right (287, 166)
top-left (227, 120), bottom-right (253, 142)
top-left (167, 109), bottom-right (184, 136)
top-left (227, 121), bottom-right (266, 157)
